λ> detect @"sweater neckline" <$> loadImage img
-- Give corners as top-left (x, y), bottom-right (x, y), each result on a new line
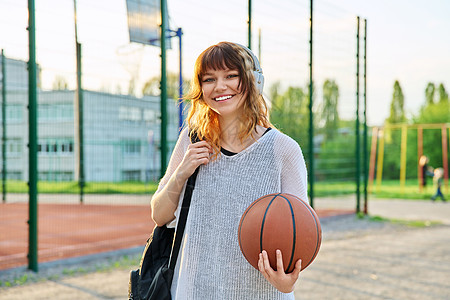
top-left (220, 128), bottom-right (274, 159)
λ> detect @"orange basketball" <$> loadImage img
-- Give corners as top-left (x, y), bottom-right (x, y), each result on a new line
top-left (238, 193), bottom-right (321, 273)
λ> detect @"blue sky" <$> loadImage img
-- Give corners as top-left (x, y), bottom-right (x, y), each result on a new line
top-left (0, 0), bottom-right (448, 126)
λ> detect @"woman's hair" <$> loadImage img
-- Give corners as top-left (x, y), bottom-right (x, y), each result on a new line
top-left (185, 41), bottom-right (272, 158)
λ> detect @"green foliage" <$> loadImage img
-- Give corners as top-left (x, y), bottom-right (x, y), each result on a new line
top-left (415, 100), bottom-right (450, 124)
top-left (314, 181), bottom-right (357, 196)
top-left (142, 72), bottom-right (190, 100)
top-left (437, 83), bottom-right (449, 104)
top-left (321, 79), bottom-right (340, 140)
top-left (316, 132), bottom-right (356, 181)
top-left (379, 81), bottom-right (449, 181)
top-left (269, 83), bottom-right (310, 152)
top-left (425, 82), bottom-right (436, 105)
top-left (412, 85), bottom-right (450, 169)
top-left (386, 80), bottom-right (406, 124)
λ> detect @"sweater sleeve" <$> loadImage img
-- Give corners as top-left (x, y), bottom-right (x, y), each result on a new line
top-left (154, 127), bottom-right (190, 194)
top-left (275, 133), bottom-right (309, 204)
top-left (152, 127), bottom-right (190, 228)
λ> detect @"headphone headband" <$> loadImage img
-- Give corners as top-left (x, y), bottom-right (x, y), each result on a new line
top-left (234, 43), bottom-right (264, 95)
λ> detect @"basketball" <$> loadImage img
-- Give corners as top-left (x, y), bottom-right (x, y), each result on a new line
top-left (238, 193), bottom-right (321, 273)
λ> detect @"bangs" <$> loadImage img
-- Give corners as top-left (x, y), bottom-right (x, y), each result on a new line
top-left (195, 43), bottom-right (251, 95)
top-left (198, 44), bottom-right (243, 76)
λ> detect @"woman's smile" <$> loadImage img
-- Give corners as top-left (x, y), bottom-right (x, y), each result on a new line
top-left (213, 94), bottom-right (235, 102)
top-left (202, 68), bottom-right (245, 117)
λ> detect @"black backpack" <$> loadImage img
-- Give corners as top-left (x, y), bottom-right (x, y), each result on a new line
top-left (128, 132), bottom-right (199, 300)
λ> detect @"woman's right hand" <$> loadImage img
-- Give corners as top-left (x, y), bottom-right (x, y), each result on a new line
top-left (177, 141), bottom-right (213, 181)
top-left (151, 140), bottom-right (212, 226)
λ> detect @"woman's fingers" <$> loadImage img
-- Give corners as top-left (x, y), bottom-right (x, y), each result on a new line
top-left (289, 259), bottom-right (302, 279)
top-left (276, 249), bottom-right (284, 272)
top-left (262, 250), bottom-right (274, 275)
top-left (191, 140), bottom-right (213, 152)
top-left (184, 141), bottom-right (213, 170)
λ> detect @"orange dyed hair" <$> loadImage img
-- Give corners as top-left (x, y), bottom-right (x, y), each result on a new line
top-left (185, 42), bottom-right (272, 159)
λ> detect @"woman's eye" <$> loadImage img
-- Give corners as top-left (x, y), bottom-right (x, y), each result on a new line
top-left (202, 78), bottom-right (214, 83)
top-left (227, 74), bottom-right (239, 79)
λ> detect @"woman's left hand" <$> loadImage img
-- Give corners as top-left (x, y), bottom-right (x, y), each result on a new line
top-left (258, 249), bottom-right (302, 293)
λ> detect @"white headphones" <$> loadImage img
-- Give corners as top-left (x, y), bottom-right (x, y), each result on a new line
top-left (234, 43), bottom-right (264, 95)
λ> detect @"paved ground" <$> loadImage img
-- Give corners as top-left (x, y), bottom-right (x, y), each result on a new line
top-left (1, 198), bottom-right (449, 299)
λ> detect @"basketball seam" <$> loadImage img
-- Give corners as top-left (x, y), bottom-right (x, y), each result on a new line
top-left (260, 193), bottom-right (280, 254)
top-left (279, 194), bottom-right (296, 273)
top-left (288, 194), bottom-right (321, 270)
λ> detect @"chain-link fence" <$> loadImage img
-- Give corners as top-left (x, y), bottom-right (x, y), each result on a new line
top-left (0, 0), bottom-right (365, 271)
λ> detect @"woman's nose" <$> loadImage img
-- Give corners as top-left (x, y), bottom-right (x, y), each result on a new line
top-left (215, 79), bottom-right (227, 91)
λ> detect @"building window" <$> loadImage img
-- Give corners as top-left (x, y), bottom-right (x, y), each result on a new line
top-left (143, 109), bottom-right (158, 124)
top-left (1, 105), bottom-right (24, 123)
top-left (4, 171), bottom-right (22, 180)
top-left (4, 138), bottom-right (23, 157)
top-left (38, 104), bottom-right (73, 122)
top-left (38, 138), bottom-right (74, 156)
top-left (119, 106), bottom-right (141, 123)
top-left (122, 170), bottom-right (141, 181)
top-left (122, 140), bottom-right (141, 156)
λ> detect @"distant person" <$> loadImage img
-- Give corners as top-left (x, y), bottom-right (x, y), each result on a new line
top-left (419, 155), bottom-right (434, 189)
top-left (431, 168), bottom-right (446, 202)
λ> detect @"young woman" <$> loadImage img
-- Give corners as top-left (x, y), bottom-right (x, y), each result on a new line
top-left (151, 41), bottom-right (308, 299)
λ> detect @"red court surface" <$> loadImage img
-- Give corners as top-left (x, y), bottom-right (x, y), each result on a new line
top-left (0, 202), bottom-right (352, 270)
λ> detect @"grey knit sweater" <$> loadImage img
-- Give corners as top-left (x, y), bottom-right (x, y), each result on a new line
top-left (155, 127), bottom-right (308, 300)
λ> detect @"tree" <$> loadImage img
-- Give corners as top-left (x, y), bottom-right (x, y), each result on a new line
top-left (52, 76), bottom-right (68, 90)
top-left (437, 83), bottom-right (449, 104)
top-left (320, 79), bottom-right (339, 140)
top-left (425, 82), bottom-right (435, 105)
top-left (142, 73), bottom-right (190, 100)
top-left (386, 80), bottom-right (406, 124)
top-left (270, 84), bottom-right (309, 150)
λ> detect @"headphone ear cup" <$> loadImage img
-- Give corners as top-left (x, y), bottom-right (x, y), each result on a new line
top-left (233, 43), bottom-right (264, 95)
top-left (254, 70), bottom-right (264, 95)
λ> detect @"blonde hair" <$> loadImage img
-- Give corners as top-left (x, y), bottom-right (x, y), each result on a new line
top-left (185, 42), bottom-right (272, 159)
top-left (434, 167), bottom-right (444, 179)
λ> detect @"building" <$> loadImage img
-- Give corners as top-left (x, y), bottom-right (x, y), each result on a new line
top-left (0, 57), bottom-right (180, 182)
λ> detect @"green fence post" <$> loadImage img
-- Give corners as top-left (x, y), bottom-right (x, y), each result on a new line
top-left (160, 0), bottom-right (168, 178)
top-left (28, 0), bottom-right (39, 272)
top-left (355, 16), bottom-right (361, 213)
top-left (248, 0), bottom-right (252, 49)
top-left (363, 19), bottom-right (368, 214)
top-left (1, 50), bottom-right (6, 203)
top-left (74, 0), bottom-right (84, 203)
top-left (76, 42), bottom-right (85, 203)
top-left (308, 0), bottom-right (314, 208)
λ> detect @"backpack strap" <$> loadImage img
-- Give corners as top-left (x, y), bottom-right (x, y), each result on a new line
top-left (168, 129), bottom-right (200, 270)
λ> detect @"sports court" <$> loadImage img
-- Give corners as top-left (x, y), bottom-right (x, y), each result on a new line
top-left (0, 194), bottom-right (353, 271)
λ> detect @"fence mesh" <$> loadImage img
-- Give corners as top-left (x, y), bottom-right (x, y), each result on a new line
top-left (0, 0), bottom-right (363, 270)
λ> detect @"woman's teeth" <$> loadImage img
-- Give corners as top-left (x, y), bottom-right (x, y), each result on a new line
top-left (214, 95), bottom-right (232, 101)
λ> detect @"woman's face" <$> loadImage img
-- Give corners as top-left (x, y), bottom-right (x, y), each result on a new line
top-left (201, 67), bottom-right (246, 119)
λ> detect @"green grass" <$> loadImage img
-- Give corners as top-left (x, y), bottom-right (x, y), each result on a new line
top-left (0, 178), bottom-right (441, 200)
top-left (1, 180), bottom-right (159, 194)
top-left (357, 213), bottom-right (441, 228)
top-left (315, 179), bottom-right (440, 200)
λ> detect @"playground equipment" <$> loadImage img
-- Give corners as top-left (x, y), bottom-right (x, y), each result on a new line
top-left (368, 123), bottom-right (449, 194)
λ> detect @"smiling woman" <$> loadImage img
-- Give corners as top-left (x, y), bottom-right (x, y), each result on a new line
top-left (200, 68), bottom-right (245, 117)
top-left (149, 41), bottom-right (310, 299)
top-left (185, 42), bottom-right (270, 157)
